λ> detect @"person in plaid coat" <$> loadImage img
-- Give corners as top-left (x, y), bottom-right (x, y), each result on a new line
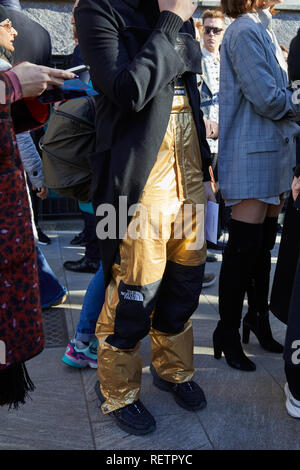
top-left (213, 0), bottom-right (300, 372)
top-left (0, 59), bottom-right (74, 408)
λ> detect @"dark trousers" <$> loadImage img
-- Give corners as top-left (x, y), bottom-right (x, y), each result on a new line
top-left (82, 211), bottom-right (101, 261)
top-left (285, 363), bottom-right (300, 401)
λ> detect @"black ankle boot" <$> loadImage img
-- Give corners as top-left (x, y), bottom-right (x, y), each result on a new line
top-left (242, 310), bottom-right (283, 353)
top-left (213, 322), bottom-right (256, 371)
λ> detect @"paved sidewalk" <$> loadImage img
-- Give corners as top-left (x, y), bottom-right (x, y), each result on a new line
top-left (1, 220), bottom-right (300, 450)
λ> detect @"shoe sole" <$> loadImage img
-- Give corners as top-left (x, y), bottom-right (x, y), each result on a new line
top-left (50, 294), bottom-right (67, 307)
top-left (214, 352), bottom-right (256, 371)
top-left (42, 293), bottom-right (67, 310)
top-left (284, 383), bottom-right (300, 419)
top-left (63, 267), bottom-right (98, 274)
top-left (61, 355), bottom-right (97, 369)
top-left (94, 382), bottom-right (156, 436)
top-left (225, 358), bottom-right (256, 372)
top-left (105, 415), bottom-right (156, 436)
top-left (242, 320), bottom-right (283, 353)
top-left (150, 365), bottom-right (207, 412)
top-left (70, 242), bottom-right (88, 246)
top-left (202, 279), bottom-right (216, 288)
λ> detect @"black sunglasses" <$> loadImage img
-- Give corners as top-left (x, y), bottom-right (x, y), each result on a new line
top-left (203, 26), bottom-right (223, 35)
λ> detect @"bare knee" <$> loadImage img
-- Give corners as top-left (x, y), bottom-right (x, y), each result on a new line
top-left (266, 198), bottom-right (285, 218)
top-left (231, 199), bottom-right (267, 224)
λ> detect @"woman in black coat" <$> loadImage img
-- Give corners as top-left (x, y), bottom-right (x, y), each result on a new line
top-left (270, 28), bottom-right (300, 418)
top-left (288, 28), bottom-right (300, 83)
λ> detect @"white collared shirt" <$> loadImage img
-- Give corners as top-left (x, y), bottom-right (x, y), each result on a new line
top-left (201, 47), bottom-right (220, 96)
top-left (199, 47), bottom-right (220, 153)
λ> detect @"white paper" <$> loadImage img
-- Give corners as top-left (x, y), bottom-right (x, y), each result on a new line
top-left (205, 201), bottom-right (219, 245)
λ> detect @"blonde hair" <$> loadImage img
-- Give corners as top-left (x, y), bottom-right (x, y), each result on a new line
top-left (202, 9), bottom-right (225, 24)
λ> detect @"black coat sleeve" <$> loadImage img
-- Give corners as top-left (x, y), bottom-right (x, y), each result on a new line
top-left (288, 28), bottom-right (300, 82)
top-left (75, 0), bottom-right (187, 113)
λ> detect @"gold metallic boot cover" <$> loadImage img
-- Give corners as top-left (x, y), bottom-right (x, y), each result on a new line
top-left (95, 262), bottom-right (143, 414)
top-left (150, 320), bottom-right (194, 383)
top-left (98, 341), bottom-right (142, 414)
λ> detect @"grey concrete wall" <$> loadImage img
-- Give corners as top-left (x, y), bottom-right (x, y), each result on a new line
top-left (20, 1), bottom-right (300, 55)
top-left (272, 12), bottom-right (299, 48)
top-left (21, 1), bottom-right (74, 55)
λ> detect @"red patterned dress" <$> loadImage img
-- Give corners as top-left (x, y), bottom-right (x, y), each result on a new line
top-left (0, 72), bottom-right (45, 407)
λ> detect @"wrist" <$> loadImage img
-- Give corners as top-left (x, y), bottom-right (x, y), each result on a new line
top-left (6, 70), bottom-right (23, 102)
top-left (156, 11), bottom-right (183, 42)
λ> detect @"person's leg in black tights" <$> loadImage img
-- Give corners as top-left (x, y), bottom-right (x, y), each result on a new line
top-left (244, 217), bottom-right (283, 352)
top-left (218, 219), bottom-right (263, 329)
top-left (213, 218), bottom-right (263, 371)
top-left (247, 217), bottom-right (278, 313)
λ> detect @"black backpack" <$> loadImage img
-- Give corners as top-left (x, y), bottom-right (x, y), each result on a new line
top-left (41, 96), bottom-right (96, 202)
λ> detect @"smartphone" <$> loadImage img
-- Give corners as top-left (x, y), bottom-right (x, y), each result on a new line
top-left (66, 65), bottom-right (90, 76)
top-left (66, 64), bottom-right (91, 85)
top-left (38, 64), bottom-right (97, 104)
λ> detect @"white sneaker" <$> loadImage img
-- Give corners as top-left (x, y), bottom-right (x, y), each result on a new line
top-left (284, 383), bottom-right (300, 418)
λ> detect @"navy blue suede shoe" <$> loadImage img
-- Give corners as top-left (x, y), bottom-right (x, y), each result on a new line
top-left (94, 381), bottom-right (156, 436)
top-left (150, 364), bottom-right (207, 411)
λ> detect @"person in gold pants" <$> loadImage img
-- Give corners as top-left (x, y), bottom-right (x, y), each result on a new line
top-left (75, 0), bottom-right (215, 435)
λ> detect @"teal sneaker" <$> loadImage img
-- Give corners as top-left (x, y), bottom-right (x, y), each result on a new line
top-left (62, 340), bottom-right (98, 369)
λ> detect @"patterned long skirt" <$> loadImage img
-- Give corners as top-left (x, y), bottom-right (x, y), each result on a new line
top-left (0, 167), bottom-right (44, 370)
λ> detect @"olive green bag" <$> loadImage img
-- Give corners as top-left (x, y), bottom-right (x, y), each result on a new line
top-left (41, 96), bottom-right (96, 202)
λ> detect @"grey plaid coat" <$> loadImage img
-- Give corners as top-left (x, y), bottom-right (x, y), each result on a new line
top-left (218, 12), bottom-right (300, 201)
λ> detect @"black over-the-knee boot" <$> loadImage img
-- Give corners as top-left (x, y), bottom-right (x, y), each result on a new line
top-left (243, 217), bottom-right (283, 353)
top-left (213, 219), bottom-right (263, 371)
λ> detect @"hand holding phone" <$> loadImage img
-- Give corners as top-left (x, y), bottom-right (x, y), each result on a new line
top-left (11, 62), bottom-right (76, 98)
top-left (37, 65), bottom-right (98, 104)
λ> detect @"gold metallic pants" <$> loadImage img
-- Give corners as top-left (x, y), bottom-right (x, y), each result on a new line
top-left (96, 92), bottom-right (207, 413)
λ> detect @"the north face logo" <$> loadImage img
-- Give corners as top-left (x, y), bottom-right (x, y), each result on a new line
top-left (120, 290), bottom-right (143, 302)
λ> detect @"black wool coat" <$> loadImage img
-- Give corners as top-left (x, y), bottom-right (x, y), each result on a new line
top-left (270, 29), bottom-right (300, 366)
top-left (75, 0), bottom-right (211, 286)
top-left (270, 194), bottom-right (300, 367)
top-left (288, 28), bottom-right (300, 83)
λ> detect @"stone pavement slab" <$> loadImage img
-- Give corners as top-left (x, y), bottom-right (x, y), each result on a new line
top-left (1, 226), bottom-right (300, 450)
top-left (0, 348), bottom-right (95, 450)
